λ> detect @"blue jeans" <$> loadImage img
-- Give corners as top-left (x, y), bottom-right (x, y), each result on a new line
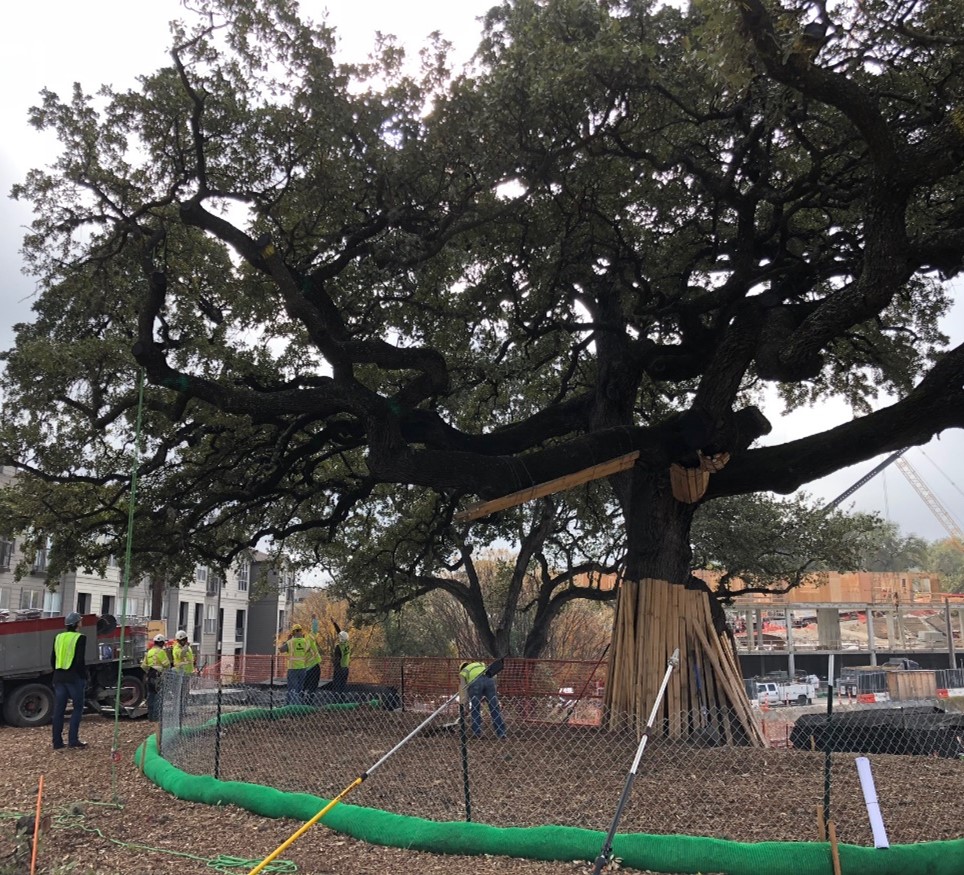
top-left (287, 668), bottom-right (306, 704)
top-left (146, 672), bottom-right (164, 720)
top-left (468, 674), bottom-right (507, 738)
top-left (52, 678), bottom-right (86, 748)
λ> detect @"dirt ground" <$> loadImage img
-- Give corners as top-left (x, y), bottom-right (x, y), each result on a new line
top-left (0, 715), bottom-right (663, 875)
top-left (2, 706), bottom-right (962, 875)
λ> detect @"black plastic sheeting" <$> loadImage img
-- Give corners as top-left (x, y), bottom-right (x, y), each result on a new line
top-left (790, 705), bottom-right (964, 758)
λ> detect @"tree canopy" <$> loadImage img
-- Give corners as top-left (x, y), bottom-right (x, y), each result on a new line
top-left (1, 0), bottom-right (963, 619)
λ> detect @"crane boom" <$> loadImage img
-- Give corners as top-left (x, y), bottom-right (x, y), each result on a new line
top-left (822, 448), bottom-right (908, 512)
top-left (894, 457), bottom-right (964, 543)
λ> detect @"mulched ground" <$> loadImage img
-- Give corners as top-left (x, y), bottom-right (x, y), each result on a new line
top-left (166, 703), bottom-right (964, 847)
top-left (3, 700), bottom-right (961, 875)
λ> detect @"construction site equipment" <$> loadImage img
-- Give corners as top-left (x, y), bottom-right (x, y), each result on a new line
top-left (591, 648), bottom-right (679, 875)
top-left (824, 447), bottom-right (963, 551)
top-left (0, 613), bottom-right (148, 726)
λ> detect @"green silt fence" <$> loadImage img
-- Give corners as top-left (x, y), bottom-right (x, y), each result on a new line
top-left (137, 733), bottom-right (964, 875)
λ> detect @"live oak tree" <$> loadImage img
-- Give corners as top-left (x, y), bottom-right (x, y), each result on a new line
top-left (2, 0), bottom-right (964, 737)
top-left (324, 480), bottom-right (884, 660)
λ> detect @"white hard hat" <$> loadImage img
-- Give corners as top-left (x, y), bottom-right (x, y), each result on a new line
top-left (338, 630), bottom-right (349, 642)
top-left (175, 629), bottom-right (188, 640)
top-left (153, 633), bottom-right (167, 643)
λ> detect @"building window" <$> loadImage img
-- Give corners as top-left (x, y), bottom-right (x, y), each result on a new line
top-left (235, 609), bottom-right (245, 641)
top-left (101, 594), bottom-right (115, 616)
top-left (0, 537), bottom-right (14, 570)
top-left (20, 589), bottom-right (43, 610)
top-left (0, 589), bottom-right (9, 610)
top-left (31, 547), bottom-right (47, 575)
top-left (236, 561), bottom-right (250, 592)
top-left (77, 593), bottom-right (92, 614)
top-left (204, 603), bottom-right (217, 634)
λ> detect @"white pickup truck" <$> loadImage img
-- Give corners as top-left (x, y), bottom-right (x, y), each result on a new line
top-left (754, 680), bottom-right (816, 706)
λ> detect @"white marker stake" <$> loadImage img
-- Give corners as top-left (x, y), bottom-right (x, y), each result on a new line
top-left (855, 756), bottom-right (889, 849)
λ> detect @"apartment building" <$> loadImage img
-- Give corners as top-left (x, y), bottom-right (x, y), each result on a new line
top-left (0, 464), bottom-right (295, 667)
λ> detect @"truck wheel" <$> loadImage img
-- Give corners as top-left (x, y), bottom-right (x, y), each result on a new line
top-left (797, 694), bottom-right (808, 705)
top-left (119, 675), bottom-right (145, 708)
top-left (3, 683), bottom-right (55, 727)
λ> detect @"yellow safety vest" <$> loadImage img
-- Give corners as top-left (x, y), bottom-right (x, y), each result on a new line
top-left (337, 639), bottom-right (351, 668)
top-left (304, 636), bottom-right (321, 669)
top-left (142, 645), bottom-right (171, 672)
top-left (460, 662), bottom-right (486, 685)
top-left (286, 636), bottom-right (311, 670)
top-left (172, 643), bottom-right (195, 675)
top-left (54, 631), bottom-right (82, 670)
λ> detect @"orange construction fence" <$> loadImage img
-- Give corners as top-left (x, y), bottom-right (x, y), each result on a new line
top-left (198, 654), bottom-right (609, 714)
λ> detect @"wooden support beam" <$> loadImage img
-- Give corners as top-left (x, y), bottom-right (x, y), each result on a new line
top-left (453, 451), bottom-right (640, 522)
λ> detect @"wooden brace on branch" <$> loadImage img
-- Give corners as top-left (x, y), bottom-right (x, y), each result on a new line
top-left (454, 451), bottom-right (640, 522)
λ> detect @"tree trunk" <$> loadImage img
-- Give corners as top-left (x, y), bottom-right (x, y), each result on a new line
top-left (149, 574), bottom-right (166, 621)
top-left (605, 470), bottom-right (765, 744)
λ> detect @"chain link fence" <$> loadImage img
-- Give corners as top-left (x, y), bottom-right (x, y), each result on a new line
top-left (154, 657), bottom-right (964, 847)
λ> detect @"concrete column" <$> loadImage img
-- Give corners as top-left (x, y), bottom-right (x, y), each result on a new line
top-left (755, 608), bottom-right (764, 649)
top-left (947, 598), bottom-right (957, 669)
top-left (786, 611), bottom-right (796, 676)
top-left (885, 609), bottom-right (896, 648)
top-left (817, 608), bottom-right (841, 650)
top-left (866, 606), bottom-right (877, 666)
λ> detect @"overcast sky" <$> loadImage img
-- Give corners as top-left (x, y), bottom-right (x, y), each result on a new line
top-left (0, 2), bottom-right (961, 543)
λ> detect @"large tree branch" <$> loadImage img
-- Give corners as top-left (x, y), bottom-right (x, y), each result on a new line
top-left (710, 341), bottom-right (964, 496)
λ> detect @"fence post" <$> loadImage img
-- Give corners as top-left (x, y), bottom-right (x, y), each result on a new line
top-left (214, 671), bottom-right (223, 780)
top-left (823, 654), bottom-right (835, 830)
top-left (458, 701), bottom-right (472, 821)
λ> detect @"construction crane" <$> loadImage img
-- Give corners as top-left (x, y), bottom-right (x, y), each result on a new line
top-left (822, 448), bottom-right (908, 512)
top-left (894, 456), bottom-right (964, 551)
top-left (824, 448), bottom-right (964, 552)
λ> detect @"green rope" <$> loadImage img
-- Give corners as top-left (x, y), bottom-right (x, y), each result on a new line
top-left (54, 812), bottom-right (298, 873)
top-left (111, 368), bottom-right (146, 802)
top-left (1, 807), bottom-right (297, 873)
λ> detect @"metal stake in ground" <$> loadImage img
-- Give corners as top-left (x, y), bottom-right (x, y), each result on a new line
top-left (590, 648), bottom-right (679, 875)
top-left (247, 658), bottom-right (506, 875)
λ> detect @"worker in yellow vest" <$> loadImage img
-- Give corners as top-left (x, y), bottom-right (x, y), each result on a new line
top-left (459, 660), bottom-right (507, 739)
top-left (303, 632), bottom-right (323, 704)
top-left (141, 633), bottom-right (172, 720)
top-left (50, 612), bottom-right (88, 750)
top-left (172, 630), bottom-right (195, 723)
top-left (172, 630), bottom-right (195, 675)
top-left (280, 624), bottom-right (318, 704)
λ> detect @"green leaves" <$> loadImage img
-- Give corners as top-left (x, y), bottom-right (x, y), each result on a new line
top-left (2, 0), bottom-right (963, 603)
top-left (691, 492), bottom-right (887, 595)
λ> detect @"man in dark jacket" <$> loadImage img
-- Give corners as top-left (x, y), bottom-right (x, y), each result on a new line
top-left (50, 612), bottom-right (88, 750)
